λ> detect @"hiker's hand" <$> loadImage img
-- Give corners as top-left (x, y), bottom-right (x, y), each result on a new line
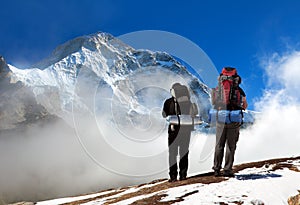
top-left (171, 125), bottom-right (175, 131)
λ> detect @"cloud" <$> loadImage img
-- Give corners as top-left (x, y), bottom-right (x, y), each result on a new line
top-left (235, 49), bottom-right (300, 163)
top-left (262, 50), bottom-right (300, 98)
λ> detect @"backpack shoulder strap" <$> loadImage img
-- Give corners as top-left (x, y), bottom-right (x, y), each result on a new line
top-left (238, 87), bottom-right (246, 96)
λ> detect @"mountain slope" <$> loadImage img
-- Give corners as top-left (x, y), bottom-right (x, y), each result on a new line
top-left (30, 156), bottom-right (300, 205)
top-left (0, 32), bottom-right (212, 204)
top-left (0, 56), bottom-right (58, 130)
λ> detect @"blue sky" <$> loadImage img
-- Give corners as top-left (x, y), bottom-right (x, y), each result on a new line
top-left (1, 0), bottom-right (300, 110)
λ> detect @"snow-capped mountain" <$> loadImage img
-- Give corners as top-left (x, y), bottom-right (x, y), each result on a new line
top-left (2, 32), bottom-right (210, 130)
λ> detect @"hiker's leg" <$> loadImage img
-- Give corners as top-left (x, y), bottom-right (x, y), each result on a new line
top-left (168, 133), bottom-right (178, 179)
top-left (179, 129), bottom-right (191, 179)
top-left (213, 123), bottom-right (227, 171)
top-left (224, 123), bottom-right (240, 172)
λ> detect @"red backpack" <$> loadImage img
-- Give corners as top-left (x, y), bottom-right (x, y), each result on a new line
top-left (212, 67), bottom-right (243, 110)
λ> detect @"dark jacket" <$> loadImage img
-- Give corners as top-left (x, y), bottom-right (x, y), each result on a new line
top-left (162, 97), bottom-right (178, 117)
top-left (162, 97), bottom-right (194, 134)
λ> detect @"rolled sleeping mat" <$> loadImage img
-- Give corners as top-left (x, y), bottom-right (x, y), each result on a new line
top-left (166, 115), bottom-right (203, 125)
top-left (208, 109), bottom-right (243, 124)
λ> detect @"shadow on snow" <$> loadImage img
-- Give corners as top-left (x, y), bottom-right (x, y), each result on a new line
top-left (235, 173), bottom-right (282, 181)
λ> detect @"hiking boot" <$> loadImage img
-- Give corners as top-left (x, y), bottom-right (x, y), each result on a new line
top-left (214, 170), bottom-right (221, 177)
top-left (223, 171), bottom-right (235, 177)
top-left (168, 178), bottom-right (177, 183)
top-left (179, 175), bottom-right (187, 181)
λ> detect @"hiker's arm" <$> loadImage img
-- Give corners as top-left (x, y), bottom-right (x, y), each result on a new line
top-left (242, 97), bottom-right (248, 110)
top-left (238, 87), bottom-right (248, 110)
top-left (162, 110), bottom-right (167, 118)
top-left (162, 100), bottom-right (167, 118)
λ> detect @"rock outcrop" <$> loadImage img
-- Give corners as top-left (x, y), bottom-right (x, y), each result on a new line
top-left (288, 190), bottom-right (300, 205)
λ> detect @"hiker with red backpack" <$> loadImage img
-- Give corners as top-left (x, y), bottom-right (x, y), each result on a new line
top-left (210, 67), bottom-right (248, 177)
top-left (162, 83), bottom-right (198, 182)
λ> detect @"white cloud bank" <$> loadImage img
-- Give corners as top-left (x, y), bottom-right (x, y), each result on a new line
top-left (236, 50), bottom-right (300, 163)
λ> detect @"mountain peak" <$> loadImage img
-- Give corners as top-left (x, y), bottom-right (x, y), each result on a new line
top-left (6, 31), bottom-right (211, 128)
top-left (33, 31), bottom-right (129, 69)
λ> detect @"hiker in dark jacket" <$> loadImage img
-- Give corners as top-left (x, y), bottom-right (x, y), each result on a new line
top-left (162, 83), bottom-right (197, 182)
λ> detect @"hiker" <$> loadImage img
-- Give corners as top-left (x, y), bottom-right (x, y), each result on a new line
top-left (211, 67), bottom-right (248, 177)
top-left (162, 83), bottom-right (198, 182)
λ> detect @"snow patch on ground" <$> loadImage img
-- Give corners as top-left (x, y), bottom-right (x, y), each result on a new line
top-left (36, 190), bottom-right (116, 205)
top-left (34, 159), bottom-right (300, 204)
top-left (161, 164), bottom-right (300, 204)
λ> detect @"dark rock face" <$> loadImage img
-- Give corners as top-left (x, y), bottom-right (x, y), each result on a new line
top-left (0, 81), bottom-right (55, 130)
top-left (0, 56), bottom-right (11, 78)
top-left (0, 56), bottom-right (54, 130)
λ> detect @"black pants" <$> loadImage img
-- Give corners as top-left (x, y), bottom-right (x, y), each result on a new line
top-left (168, 127), bottom-right (191, 179)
